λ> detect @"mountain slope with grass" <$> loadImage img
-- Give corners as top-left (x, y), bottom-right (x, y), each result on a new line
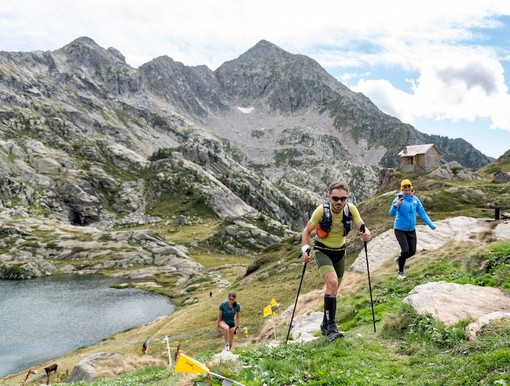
top-left (3, 156), bottom-right (509, 386)
top-left (0, 36), bottom-right (508, 384)
top-left (27, 226), bottom-right (508, 386)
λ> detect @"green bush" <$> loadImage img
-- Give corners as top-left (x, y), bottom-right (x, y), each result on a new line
top-left (1, 265), bottom-right (30, 279)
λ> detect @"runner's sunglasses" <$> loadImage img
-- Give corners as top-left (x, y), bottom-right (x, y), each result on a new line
top-left (331, 196), bottom-right (348, 202)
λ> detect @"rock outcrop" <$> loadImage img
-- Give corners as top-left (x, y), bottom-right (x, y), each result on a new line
top-left (64, 352), bottom-right (164, 383)
top-left (403, 281), bottom-right (510, 338)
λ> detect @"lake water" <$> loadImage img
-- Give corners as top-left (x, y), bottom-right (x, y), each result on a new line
top-left (0, 275), bottom-right (174, 378)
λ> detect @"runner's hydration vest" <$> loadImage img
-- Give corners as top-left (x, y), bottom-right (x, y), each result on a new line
top-left (315, 200), bottom-right (353, 238)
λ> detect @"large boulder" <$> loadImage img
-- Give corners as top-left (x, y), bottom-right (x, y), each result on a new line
top-left (64, 352), bottom-right (123, 383)
top-left (64, 352), bottom-right (163, 383)
top-left (402, 281), bottom-right (510, 338)
top-left (493, 171), bottom-right (510, 184)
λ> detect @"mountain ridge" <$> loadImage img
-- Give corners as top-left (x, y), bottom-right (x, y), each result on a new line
top-left (0, 36), bottom-right (502, 266)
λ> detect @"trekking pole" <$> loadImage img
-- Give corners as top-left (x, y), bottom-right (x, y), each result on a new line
top-left (360, 224), bottom-right (376, 333)
top-left (285, 256), bottom-right (308, 344)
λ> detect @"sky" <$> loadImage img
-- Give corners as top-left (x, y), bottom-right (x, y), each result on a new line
top-left (1, 1), bottom-right (510, 159)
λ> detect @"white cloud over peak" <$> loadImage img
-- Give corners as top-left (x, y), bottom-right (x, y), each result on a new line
top-left (1, 0), bottom-right (510, 156)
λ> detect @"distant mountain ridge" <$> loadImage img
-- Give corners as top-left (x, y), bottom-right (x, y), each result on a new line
top-left (135, 38), bottom-right (491, 171)
top-left (221, 41), bottom-right (492, 168)
top-left (0, 37), bottom-right (497, 257)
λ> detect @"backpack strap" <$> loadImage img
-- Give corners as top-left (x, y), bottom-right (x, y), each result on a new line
top-left (342, 203), bottom-right (353, 236)
top-left (321, 200), bottom-right (332, 232)
top-left (343, 202), bottom-right (350, 218)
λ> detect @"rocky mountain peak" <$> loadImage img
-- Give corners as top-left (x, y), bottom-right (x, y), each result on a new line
top-left (139, 55), bottom-right (229, 118)
top-left (214, 40), bottom-right (349, 112)
top-left (65, 36), bottom-right (101, 48)
top-left (107, 47), bottom-right (126, 63)
top-left (57, 36), bottom-right (125, 66)
top-left (242, 39), bottom-right (292, 59)
top-left (53, 36), bottom-right (132, 83)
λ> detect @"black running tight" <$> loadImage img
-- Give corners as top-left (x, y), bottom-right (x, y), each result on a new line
top-left (394, 229), bottom-right (417, 272)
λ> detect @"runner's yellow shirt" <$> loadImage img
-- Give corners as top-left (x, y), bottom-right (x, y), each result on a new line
top-left (310, 203), bottom-right (361, 248)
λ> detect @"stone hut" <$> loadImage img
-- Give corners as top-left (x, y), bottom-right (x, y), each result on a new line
top-left (399, 144), bottom-right (441, 172)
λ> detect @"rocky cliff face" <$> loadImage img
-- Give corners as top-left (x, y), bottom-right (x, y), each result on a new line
top-left (0, 37), bottom-right (497, 279)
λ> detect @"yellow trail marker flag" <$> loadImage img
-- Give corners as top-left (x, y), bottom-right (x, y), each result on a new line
top-left (175, 354), bottom-right (246, 385)
top-left (270, 298), bottom-right (278, 307)
top-left (263, 304), bottom-right (272, 317)
top-left (174, 353), bottom-right (209, 374)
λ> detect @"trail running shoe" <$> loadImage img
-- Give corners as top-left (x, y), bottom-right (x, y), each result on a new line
top-left (326, 324), bottom-right (345, 342)
top-left (397, 272), bottom-right (406, 280)
top-left (225, 343), bottom-right (230, 351)
top-left (327, 330), bottom-right (345, 342)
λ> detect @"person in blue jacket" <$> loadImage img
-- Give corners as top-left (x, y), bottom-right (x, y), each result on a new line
top-left (389, 179), bottom-right (436, 279)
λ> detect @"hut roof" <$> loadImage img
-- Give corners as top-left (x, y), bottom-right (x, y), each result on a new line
top-left (399, 144), bottom-right (441, 157)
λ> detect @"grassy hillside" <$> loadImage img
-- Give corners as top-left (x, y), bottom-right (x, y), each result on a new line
top-left (19, 239), bottom-right (507, 386)
top-left (2, 164), bottom-right (510, 385)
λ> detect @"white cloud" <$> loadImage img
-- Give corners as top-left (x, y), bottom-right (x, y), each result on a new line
top-left (349, 40), bottom-right (510, 141)
top-left (2, 1), bottom-right (507, 67)
top-left (1, 0), bottom-right (510, 156)
top-left (351, 79), bottom-right (415, 124)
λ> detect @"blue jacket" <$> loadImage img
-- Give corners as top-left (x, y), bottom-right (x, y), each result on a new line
top-left (389, 195), bottom-right (436, 231)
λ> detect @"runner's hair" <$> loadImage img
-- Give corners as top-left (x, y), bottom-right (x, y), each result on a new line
top-left (329, 180), bottom-right (349, 194)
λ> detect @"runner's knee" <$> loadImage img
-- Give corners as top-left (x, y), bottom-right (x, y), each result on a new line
top-left (325, 276), bottom-right (338, 292)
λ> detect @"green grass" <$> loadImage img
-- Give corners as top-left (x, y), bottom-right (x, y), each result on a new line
top-left (60, 313), bottom-right (510, 386)
top-left (50, 239), bottom-right (510, 386)
top-left (3, 164), bottom-right (510, 385)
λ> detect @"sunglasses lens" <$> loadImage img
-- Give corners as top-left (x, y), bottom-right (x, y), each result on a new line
top-left (331, 196), bottom-right (348, 202)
